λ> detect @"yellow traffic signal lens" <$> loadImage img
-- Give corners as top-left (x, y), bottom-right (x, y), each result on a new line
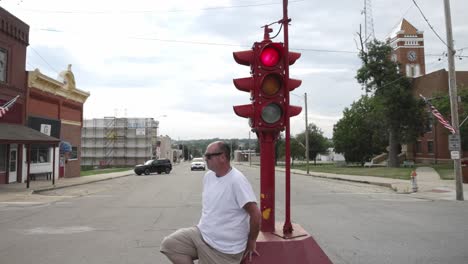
top-left (262, 74), bottom-right (281, 96)
top-left (261, 103), bottom-right (282, 124)
top-left (260, 46), bottom-right (280, 67)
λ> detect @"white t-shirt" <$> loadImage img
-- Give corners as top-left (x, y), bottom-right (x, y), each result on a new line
top-left (197, 167), bottom-right (257, 254)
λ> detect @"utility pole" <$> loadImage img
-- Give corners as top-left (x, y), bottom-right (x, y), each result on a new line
top-left (444, 0), bottom-right (464, 201)
top-left (304, 93), bottom-right (309, 174)
top-left (248, 131), bottom-right (252, 166)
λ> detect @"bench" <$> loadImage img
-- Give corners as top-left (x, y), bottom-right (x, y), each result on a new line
top-left (402, 160), bottom-right (415, 168)
top-left (30, 172), bottom-right (52, 181)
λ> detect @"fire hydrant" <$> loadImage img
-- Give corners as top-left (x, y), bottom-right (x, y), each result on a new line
top-left (410, 170), bottom-right (418, 192)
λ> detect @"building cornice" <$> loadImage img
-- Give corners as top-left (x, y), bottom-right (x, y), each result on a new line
top-left (28, 67), bottom-right (90, 104)
top-left (61, 119), bottom-right (82, 126)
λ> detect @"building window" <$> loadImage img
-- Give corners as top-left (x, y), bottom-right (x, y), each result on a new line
top-left (425, 112), bottom-right (433, 132)
top-left (31, 144), bottom-right (50, 163)
top-left (69, 146), bottom-right (78, 160)
top-left (0, 144), bottom-right (6, 172)
top-left (427, 141), bottom-right (434, 154)
top-left (0, 48), bottom-right (7, 83)
top-left (416, 141), bottom-right (422, 153)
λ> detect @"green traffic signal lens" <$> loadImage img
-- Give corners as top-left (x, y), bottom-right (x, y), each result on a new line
top-left (261, 103), bottom-right (282, 124)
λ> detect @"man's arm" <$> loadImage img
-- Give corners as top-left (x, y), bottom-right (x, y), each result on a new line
top-left (243, 202), bottom-right (261, 261)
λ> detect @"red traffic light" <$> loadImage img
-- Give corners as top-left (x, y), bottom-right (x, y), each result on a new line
top-left (260, 46), bottom-right (281, 67)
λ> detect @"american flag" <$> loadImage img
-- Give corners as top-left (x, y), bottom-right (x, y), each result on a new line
top-left (0, 95), bottom-right (19, 118)
top-left (419, 94), bottom-right (455, 134)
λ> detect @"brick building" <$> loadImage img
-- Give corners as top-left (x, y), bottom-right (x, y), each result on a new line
top-left (412, 70), bottom-right (468, 163)
top-left (0, 7), bottom-right (60, 185)
top-left (27, 66), bottom-right (90, 178)
top-left (390, 19), bottom-right (468, 163)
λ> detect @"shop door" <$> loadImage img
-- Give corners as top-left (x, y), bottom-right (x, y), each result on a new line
top-left (8, 145), bottom-right (17, 183)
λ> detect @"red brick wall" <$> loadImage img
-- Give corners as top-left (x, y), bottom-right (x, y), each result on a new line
top-left (0, 7), bottom-right (29, 125)
top-left (62, 104), bottom-right (81, 122)
top-left (61, 123), bottom-right (81, 178)
top-left (412, 70), bottom-right (468, 162)
top-left (28, 96), bottom-right (59, 118)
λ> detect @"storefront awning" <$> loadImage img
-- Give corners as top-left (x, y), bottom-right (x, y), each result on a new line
top-left (0, 123), bottom-right (60, 144)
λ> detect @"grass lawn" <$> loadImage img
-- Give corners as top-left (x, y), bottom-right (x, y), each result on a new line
top-left (431, 164), bottom-right (455, 180)
top-left (80, 167), bottom-right (133, 177)
top-left (290, 163), bottom-right (414, 180)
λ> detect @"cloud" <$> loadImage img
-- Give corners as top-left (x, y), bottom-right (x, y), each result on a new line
top-left (3, 0), bottom-right (467, 140)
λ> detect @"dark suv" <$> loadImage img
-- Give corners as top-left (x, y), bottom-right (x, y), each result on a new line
top-left (134, 159), bottom-right (172, 175)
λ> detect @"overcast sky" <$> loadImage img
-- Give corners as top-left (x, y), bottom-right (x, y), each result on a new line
top-left (2, 0), bottom-right (467, 140)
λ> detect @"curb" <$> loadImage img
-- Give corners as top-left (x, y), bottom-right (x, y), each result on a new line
top-left (32, 173), bottom-right (134, 194)
top-left (236, 163), bottom-right (400, 192)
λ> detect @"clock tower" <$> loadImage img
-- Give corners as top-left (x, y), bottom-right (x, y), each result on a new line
top-left (388, 19), bottom-right (425, 78)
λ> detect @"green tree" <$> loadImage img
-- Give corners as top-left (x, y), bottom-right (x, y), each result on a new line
top-left (276, 133), bottom-right (305, 164)
top-left (296, 124), bottom-right (329, 164)
top-left (431, 87), bottom-right (468, 150)
top-left (356, 40), bottom-right (426, 167)
top-left (333, 95), bottom-right (387, 165)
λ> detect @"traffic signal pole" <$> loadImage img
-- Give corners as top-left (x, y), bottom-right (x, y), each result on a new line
top-left (234, 2), bottom-right (332, 262)
top-left (282, 0), bottom-right (293, 235)
top-left (258, 131), bottom-right (278, 232)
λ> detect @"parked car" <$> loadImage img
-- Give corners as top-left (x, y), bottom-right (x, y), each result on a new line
top-left (134, 159), bottom-right (172, 175)
top-left (191, 157), bottom-right (206, 171)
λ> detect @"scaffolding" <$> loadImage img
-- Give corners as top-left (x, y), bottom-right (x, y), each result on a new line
top-left (81, 117), bottom-right (159, 167)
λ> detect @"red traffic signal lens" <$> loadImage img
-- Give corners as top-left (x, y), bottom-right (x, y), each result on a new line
top-left (262, 74), bottom-right (281, 96)
top-left (261, 103), bottom-right (282, 124)
top-left (260, 46), bottom-right (280, 67)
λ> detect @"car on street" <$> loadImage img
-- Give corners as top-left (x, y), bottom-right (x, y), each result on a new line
top-left (191, 157), bottom-right (206, 171)
top-left (134, 159), bottom-right (172, 175)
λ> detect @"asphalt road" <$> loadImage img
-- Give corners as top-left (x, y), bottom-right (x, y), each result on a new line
top-left (0, 162), bottom-right (467, 264)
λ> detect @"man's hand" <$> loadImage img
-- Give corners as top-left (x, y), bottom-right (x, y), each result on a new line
top-left (243, 239), bottom-right (260, 262)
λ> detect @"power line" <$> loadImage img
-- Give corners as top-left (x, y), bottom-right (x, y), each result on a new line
top-left (29, 46), bottom-right (59, 74)
top-left (384, 4), bottom-right (414, 39)
top-left (130, 36), bottom-right (358, 54)
top-left (32, 27), bottom-right (358, 54)
top-left (19, 0), bottom-right (305, 14)
top-left (411, 0), bottom-right (448, 48)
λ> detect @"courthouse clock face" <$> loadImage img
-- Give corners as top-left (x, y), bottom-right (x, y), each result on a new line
top-left (0, 49), bottom-right (6, 82)
top-left (407, 50), bottom-right (417, 62)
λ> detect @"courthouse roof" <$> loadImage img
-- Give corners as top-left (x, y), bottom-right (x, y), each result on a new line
top-left (389, 18), bottom-right (421, 39)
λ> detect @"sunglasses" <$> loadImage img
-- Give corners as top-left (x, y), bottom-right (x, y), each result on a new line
top-left (204, 152), bottom-right (223, 160)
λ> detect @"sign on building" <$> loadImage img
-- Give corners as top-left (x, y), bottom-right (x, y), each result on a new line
top-left (136, 128), bottom-right (146, 136)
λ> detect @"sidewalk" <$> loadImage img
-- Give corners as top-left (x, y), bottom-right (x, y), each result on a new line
top-left (293, 166), bottom-right (468, 201)
top-left (0, 170), bottom-right (134, 203)
top-left (237, 163), bottom-right (468, 201)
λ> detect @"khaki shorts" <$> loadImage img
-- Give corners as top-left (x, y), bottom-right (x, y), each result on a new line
top-left (160, 226), bottom-right (244, 264)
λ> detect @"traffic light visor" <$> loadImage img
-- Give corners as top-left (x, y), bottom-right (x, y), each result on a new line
top-left (261, 103), bottom-right (282, 124)
top-left (260, 46), bottom-right (280, 67)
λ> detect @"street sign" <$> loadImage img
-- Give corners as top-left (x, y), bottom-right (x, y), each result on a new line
top-left (451, 150), bottom-right (460, 160)
top-left (448, 134), bottom-right (460, 151)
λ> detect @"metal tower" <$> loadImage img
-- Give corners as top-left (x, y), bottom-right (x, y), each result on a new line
top-left (363, 0), bottom-right (375, 47)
